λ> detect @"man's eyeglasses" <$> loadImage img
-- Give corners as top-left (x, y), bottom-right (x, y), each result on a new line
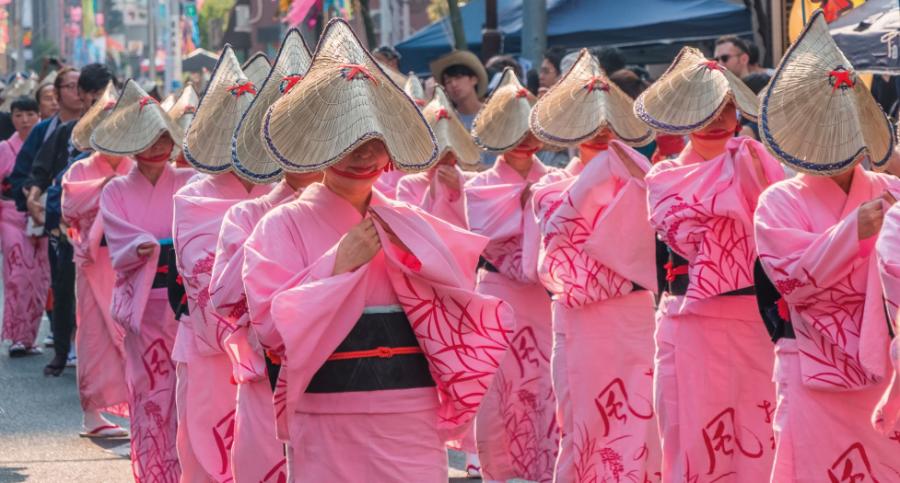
top-left (715, 55), bottom-right (732, 64)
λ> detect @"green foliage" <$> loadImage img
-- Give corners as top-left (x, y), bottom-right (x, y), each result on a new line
top-left (199, 0), bottom-right (236, 49)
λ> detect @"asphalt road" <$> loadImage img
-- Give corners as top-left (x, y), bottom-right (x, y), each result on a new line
top-left (0, 320), bottom-right (483, 482)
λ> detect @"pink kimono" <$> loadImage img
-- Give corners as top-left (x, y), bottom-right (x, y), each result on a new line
top-left (373, 168), bottom-right (405, 199)
top-left (0, 132), bottom-right (50, 347)
top-left (61, 152), bottom-right (133, 416)
top-left (395, 167), bottom-right (470, 229)
top-left (101, 163), bottom-right (193, 483)
top-left (646, 137), bottom-right (782, 482)
top-left (171, 172), bottom-right (271, 483)
top-left (243, 183), bottom-right (512, 482)
top-left (532, 142), bottom-right (661, 482)
top-left (465, 156), bottom-right (559, 483)
top-left (875, 203), bottom-right (900, 436)
top-left (209, 180), bottom-right (298, 483)
top-left (755, 165), bottom-right (900, 482)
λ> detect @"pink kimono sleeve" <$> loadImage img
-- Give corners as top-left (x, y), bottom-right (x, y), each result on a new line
top-left (874, 205), bottom-right (900, 433)
top-left (465, 182), bottom-right (526, 242)
top-left (755, 189), bottom-right (866, 304)
top-left (62, 166), bottom-right (107, 225)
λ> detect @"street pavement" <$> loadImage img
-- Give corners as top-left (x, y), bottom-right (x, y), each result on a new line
top-left (0, 320), bottom-right (483, 482)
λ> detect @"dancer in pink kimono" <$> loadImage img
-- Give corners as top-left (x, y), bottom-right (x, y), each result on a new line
top-left (205, 29), bottom-right (312, 483)
top-left (528, 49), bottom-right (661, 483)
top-left (465, 67), bottom-right (559, 483)
top-left (62, 82), bottom-right (131, 437)
top-left (396, 86), bottom-right (480, 229)
top-left (93, 79), bottom-right (193, 482)
top-left (875, 202), bottom-right (900, 438)
top-left (0, 98), bottom-right (50, 357)
top-left (754, 13), bottom-right (900, 481)
top-left (173, 46), bottom-right (273, 483)
top-left (244, 19), bottom-right (512, 481)
top-left (633, 47), bottom-right (782, 482)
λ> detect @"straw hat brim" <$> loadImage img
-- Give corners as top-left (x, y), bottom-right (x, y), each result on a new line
top-left (72, 82), bottom-right (117, 151)
top-left (430, 50), bottom-right (488, 98)
top-left (531, 49), bottom-right (653, 147)
top-left (232, 29), bottom-right (311, 182)
top-left (90, 80), bottom-right (184, 157)
top-left (471, 68), bottom-right (535, 152)
top-left (760, 10), bottom-right (894, 175)
top-left (263, 19), bottom-right (437, 174)
top-left (634, 47), bottom-right (758, 135)
top-left (184, 46), bottom-right (255, 174)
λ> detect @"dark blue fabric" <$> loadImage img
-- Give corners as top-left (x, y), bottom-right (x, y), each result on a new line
top-left (8, 117), bottom-right (55, 212)
top-left (831, 0), bottom-right (899, 75)
top-left (45, 151), bottom-right (87, 232)
top-left (396, 0), bottom-right (752, 74)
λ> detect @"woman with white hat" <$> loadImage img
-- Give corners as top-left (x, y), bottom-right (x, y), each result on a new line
top-left (755, 11), bottom-right (900, 481)
top-left (95, 79), bottom-right (194, 481)
top-left (208, 28), bottom-right (316, 482)
top-left (463, 67), bottom-right (559, 483)
top-left (61, 81), bottom-right (131, 438)
top-left (528, 48), bottom-right (661, 482)
top-left (395, 85), bottom-right (480, 230)
top-left (242, 19), bottom-right (512, 481)
top-left (170, 45), bottom-right (274, 483)
top-left (634, 45), bottom-right (785, 481)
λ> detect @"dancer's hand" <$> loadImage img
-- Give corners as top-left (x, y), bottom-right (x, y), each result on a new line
top-left (333, 218), bottom-right (381, 275)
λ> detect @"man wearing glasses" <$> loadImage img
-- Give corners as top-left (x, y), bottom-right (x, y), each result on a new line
top-left (713, 35), bottom-right (752, 79)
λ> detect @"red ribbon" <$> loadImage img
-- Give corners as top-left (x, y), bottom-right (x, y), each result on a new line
top-left (280, 74), bottom-right (304, 94)
top-left (435, 107), bottom-right (451, 121)
top-left (138, 96), bottom-right (156, 112)
top-left (702, 60), bottom-right (724, 71)
top-left (326, 346), bottom-right (423, 361)
top-left (227, 81), bottom-right (257, 97)
top-left (663, 261), bottom-right (689, 282)
top-left (584, 76), bottom-right (610, 93)
top-left (829, 69), bottom-right (855, 93)
top-left (515, 87), bottom-right (530, 98)
top-left (340, 64), bottom-right (379, 85)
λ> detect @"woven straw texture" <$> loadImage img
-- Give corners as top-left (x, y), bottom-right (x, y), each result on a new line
top-left (430, 50), bottom-right (488, 97)
top-left (242, 53), bottom-right (272, 89)
top-left (167, 84), bottom-right (199, 134)
top-left (634, 47), bottom-right (758, 134)
top-left (404, 74), bottom-right (427, 106)
top-left (184, 46), bottom-right (257, 173)
top-left (90, 79), bottom-right (184, 156)
top-left (471, 67), bottom-right (536, 152)
top-left (159, 94), bottom-right (176, 111)
top-left (232, 29), bottom-right (312, 182)
top-left (263, 18), bottom-right (437, 173)
top-left (0, 74), bottom-right (37, 112)
top-left (377, 61), bottom-right (408, 88)
top-left (72, 82), bottom-right (118, 151)
top-left (530, 48), bottom-right (652, 147)
top-left (423, 86), bottom-right (482, 166)
top-left (761, 10), bottom-right (894, 175)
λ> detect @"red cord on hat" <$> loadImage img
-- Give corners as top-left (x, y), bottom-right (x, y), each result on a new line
top-left (829, 69), bottom-right (855, 93)
top-left (340, 64), bottom-right (379, 85)
top-left (228, 81), bottom-right (257, 97)
top-left (584, 76), bottom-right (610, 93)
top-left (138, 96), bottom-right (156, 112)
top-left (516, 88), bottom-right (530, 98)
top-left (702, 60), bottom-right (724, 71)
top-left (435, 107), bottom-right (451, 121)
top-left (280, 74), bottom-right (304, 94)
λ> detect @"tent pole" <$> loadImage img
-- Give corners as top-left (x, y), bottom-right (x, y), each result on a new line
top-left (522, 0), bottom-right (547, 73)
top-left (482, 0), bottom-right (501, 60)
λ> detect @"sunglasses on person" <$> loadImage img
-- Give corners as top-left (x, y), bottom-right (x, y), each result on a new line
top-left (715, 55), bottom-right (733, 64)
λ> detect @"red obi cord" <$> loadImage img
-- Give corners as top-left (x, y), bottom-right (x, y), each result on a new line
top-left (156, 264), bottom-right (169, 275)
top-left (663, 261), bottom-right (688, 282)
top-left (326, 346), bottom-right (423, 361)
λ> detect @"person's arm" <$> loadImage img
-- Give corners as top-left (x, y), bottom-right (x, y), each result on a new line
top-left (9, 122), bottom-right (45, 211)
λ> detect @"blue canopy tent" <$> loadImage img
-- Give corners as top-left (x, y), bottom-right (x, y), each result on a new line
top-left (396, 0), bottom-right (753, 74)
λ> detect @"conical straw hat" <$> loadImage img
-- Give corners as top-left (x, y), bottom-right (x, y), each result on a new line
top-left (634, 47), bottom-right (758, 134)
top-left (423, 86), bottom-right (481, 166)
top-left (232, 29), bottom-right (312, 182)
top-left (242, 52), bottom-right (272, 88)
top-left (760, 10), bottom-right (894, 175)
top-left (471, 68), bottom-right (536, 152)
top-left (263, 18), bottom-right (437, 173)
top-left (404, 73), bottom-right (427, 107)
top-left (159, 93), bottom-right (176, 111)
top-left (90, 79), bottom-right (184, 156)
top-left (167, 84), bottom-right (199, 134)
top-left (184, 46), bottom-right (258, 173)
top-left (0, 75), bottom-right (30, 112)
top-left (72, 81), bottom-right (118, 151)
top-left (377, 60), bottom-right (408, 87)
top-left (530, 49), bottom-right (653, 147)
